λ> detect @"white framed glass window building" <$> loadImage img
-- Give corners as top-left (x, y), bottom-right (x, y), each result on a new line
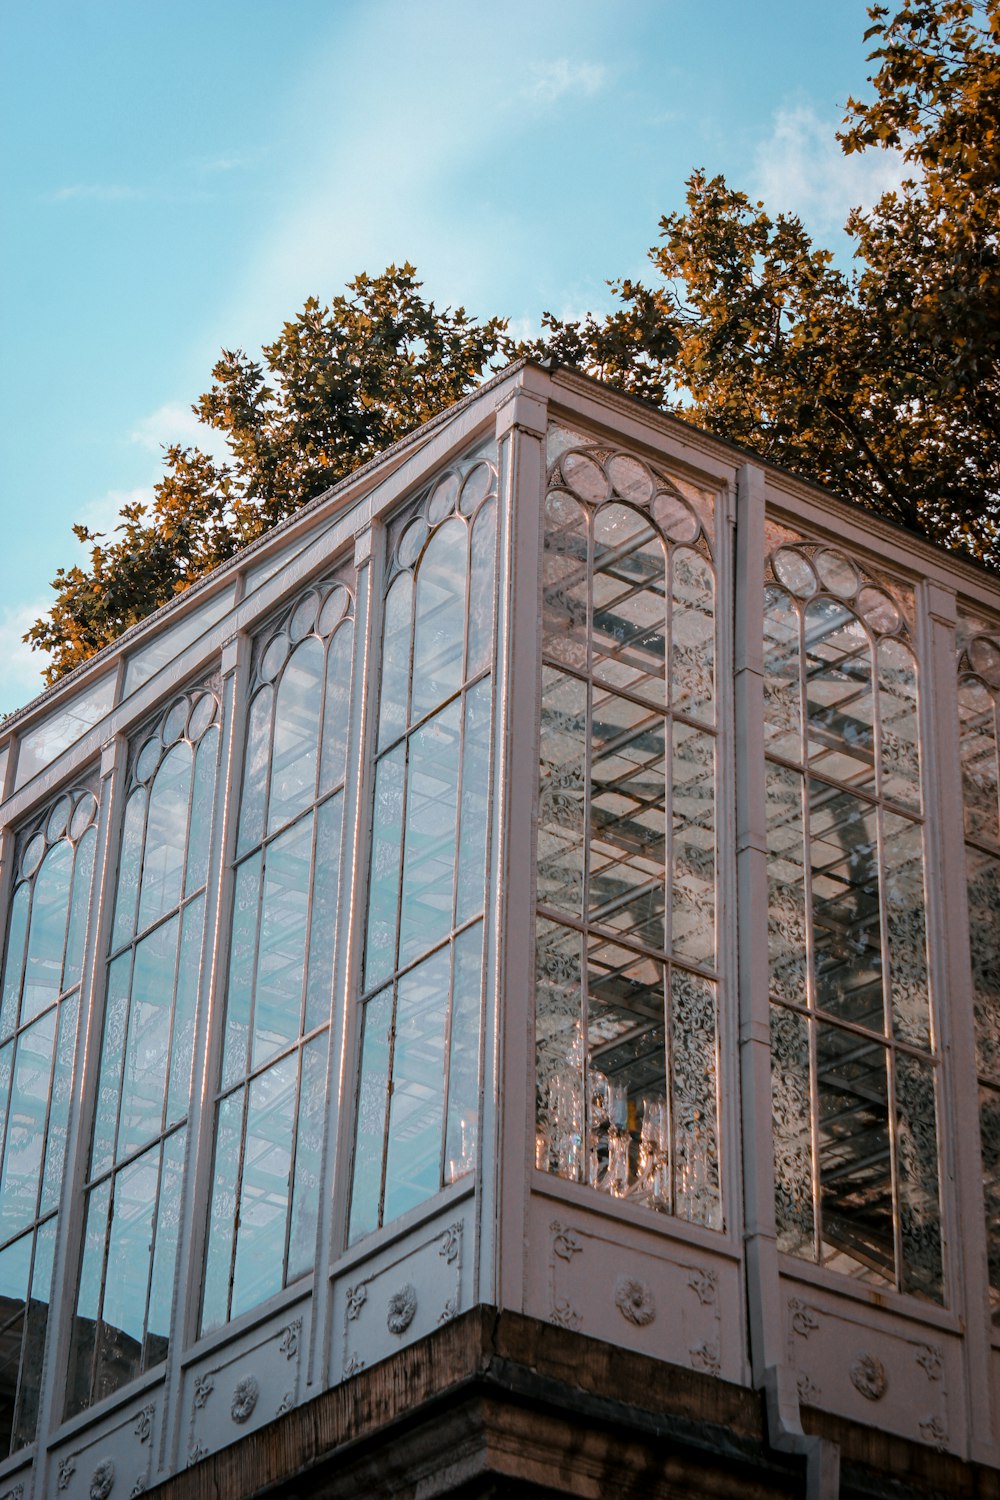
top-left (0, 361), bottom-right (998, 1497)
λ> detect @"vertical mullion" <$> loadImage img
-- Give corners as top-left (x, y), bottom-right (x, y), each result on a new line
top-left (439, 939), bottom-right (456, 1192)
top-left (225, 1082), bottom-right (251, 1324)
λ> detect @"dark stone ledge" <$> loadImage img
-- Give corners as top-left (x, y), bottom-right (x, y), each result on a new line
top-left (139, 1308), bottom-right (1000, 1499)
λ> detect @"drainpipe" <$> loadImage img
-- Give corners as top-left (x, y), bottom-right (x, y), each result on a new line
top-left (734, 463), bottom-right (840, 1500)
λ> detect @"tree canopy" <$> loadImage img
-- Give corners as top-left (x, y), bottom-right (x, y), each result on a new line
top-left (28, 1), bottom-right (1000, 684)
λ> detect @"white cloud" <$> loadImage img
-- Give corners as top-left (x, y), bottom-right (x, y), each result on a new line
top-left (0, 601), bottom-right (53, 718)
top-left (524, 59), bottom-right (609, 105)
top-left (44, 182), bottom-right (145, 204)
top-left (129, 403), bottom-right (230, 463)
top-left (751, 104), bottom-right (909, 240)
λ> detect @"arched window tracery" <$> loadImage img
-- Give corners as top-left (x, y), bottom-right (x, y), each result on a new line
top-left (201, 576), bottom-right (355, 1332)
top-left (67, 685), bottom-right (222, 1415)
top-left (348, 444), bottom-right (498, 1244)
top-left (0, 783), bottom-right (99, 1453)
top-left (764, 537), bottom-right (942, 1301)
top-left (534, 438), bottom-right (722, 1229)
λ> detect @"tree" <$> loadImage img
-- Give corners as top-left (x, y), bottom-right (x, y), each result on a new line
top-left (529, 0), bottom-right (1000, 566)
top-left (29, 4), bottom-right (1000, 680)
top-left (26, 265), bottom-right (510, 683)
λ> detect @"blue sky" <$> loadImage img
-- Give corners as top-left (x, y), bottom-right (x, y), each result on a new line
top-left (0, 0), bottom-right (902, 715)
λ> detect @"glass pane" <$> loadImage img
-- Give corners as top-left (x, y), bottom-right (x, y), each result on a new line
top-left (22, 841), bottom-right (72, 1022)
top-left (145, 1127), bottom-right (185, 1367)
top-left (770, 1004), bottom-right (814, 1257)
top-left (201, 1090), bottom-right (243, 1332)
top-left (0, 1232), bottom-right (30, 1451)
top-left (319, 620), bottom-right (354, 795)
top-left (185, 725), bottom-right (219, 897)
top-left (287, 1035), bottom-right (327, 1281)
top-left (238, 686), bottom-right (273, 855)
top-left (455, 678), bottom-right (492, 928)
top-left (980, 1085), bottom-right (1000, 1319)
top-left (883, 812), bottom-right (931, 1048)
top-left (670, 547), bottom-right (714, 723)
top-left (589, 689), bottom-right (665, 949)
top-left (14, 672), bottom-right (115, 790)
top-left (809, 780), bottom-right (884, 1032)
top-left (959, 677), bottom-right (999, 843)
top-left (535, 918), bottom-right (585, 1181)
top-left (166, 896), bottom-right (204, 1127)
top-left (383, 945), bottom-right (449, 1225)
top-left (118, 917), bottom-right (179, 1160)
top-left (1, 883), bottom-right (30, 1040)
top-left (91, 954), bottom-right (133, 1179)
top-left (410, 518), bottom-right (467, 724)
top-left (0, 1011), bottom-right (57, 1243)
top-left (96, 1148), bottom-right (159, 1400)
top-left (671, 724), bottom-right (715, 966)
top-left (269, 637), bottom-right (323, 834)
top-left (804, 600), bottom-right (875, 789)
top-left (592, 503), bottom-right (666, 707)
top-left (587, 935), bottom-right (666, 1205)
top-left (348, 988), bottom-right (392, 1243)
top-left (303, 794), bottom-right (343, 1033)
top-left (816, 1022), bottom-right (893, 1285)
top-left (123, 589), bottom-right (236, 696)
top-left (378, 573), bottom-right (413, 751)
top-left (445, 923), bottom-right (483, 1183)
top-left (221, 855), bottom-right (262, 1090)
top-left (112, 788), bottom-right (146, 951)
top-left (878, 638), bottom-right (921, 811)
top-left (14, 1216), bottom-right (55, 1450)
top-left (467, 499), bottom-right (497, 679)
top-left (40, 993), bottom-right (78, 1214)
top-left (766, 763), bottom-right (808, 1007)
top-left (65, 1177), bottom-right (110, 1418)
top-left (64, 824), bottom-right (97, 989)
top-left (230, 1053), bottom-right (297, 1320)
top-left (364, 747), bottom-right (405, 991)
top-left (137, 741), bottom-right (193, 935)
top-left (543, 490), bottom-right (589, 672)
top-left (968, 847), bottom-right (1000, 1079)
top-left (671, 968), bottom-right (721, 1228)
top-left (763, 586), bottom-right (802, 760)
top-left (895, 1052), bottom-right (943, 1301)
top-left (253, 815), bottom-right (312, 1070)
top-left (537, 669), bottom-right (586, 917)
top-left (398, 702), bottom-right (461, 968)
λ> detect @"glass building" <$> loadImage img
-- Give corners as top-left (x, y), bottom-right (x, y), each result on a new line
top-left (0, 361), bottom-right (999, 1498)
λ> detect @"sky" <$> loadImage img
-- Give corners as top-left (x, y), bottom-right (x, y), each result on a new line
top-left (0, 0), bottom-right (904, 717)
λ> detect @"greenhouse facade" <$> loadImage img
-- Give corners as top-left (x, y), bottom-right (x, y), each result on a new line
top-left (0, 360), bottom-right (999, 1497)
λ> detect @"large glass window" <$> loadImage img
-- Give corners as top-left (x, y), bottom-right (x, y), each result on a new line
top-left (956, 621), bottom-right (1000, 1322)
top-left (347, 442), bottom-right (497, 1243)
top-left (534, 430), bottom-right (723, 1230)
top-left (0, 783), bottom-right (99, 1452)
top-left (201, 574), bottom-right (356, 1330)
top-left (67, 686), bottom-right (222, 1414)
top-left (764, 534), bottom-right (943, 1300)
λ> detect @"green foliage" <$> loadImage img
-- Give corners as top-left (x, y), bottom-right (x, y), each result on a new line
top-left (29, 5), bottom-right (1000, 682)
top-left (526, 0), bottom-right (1000, 566)
top-left (27, 265), bottom-right (509, 683)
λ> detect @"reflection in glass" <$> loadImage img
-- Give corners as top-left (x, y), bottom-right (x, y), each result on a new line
top-left (770, 1004), bottom-right (814, 1255)
top-left (959, 676), bottom-right (999, 844)
top-left (805, 598), bottom-right (874, 789)
top-left (352, 443), bottom-right (496, 1242)
top-left (809, 781), bottom-right (883, 1032)
top-left (0, 782), bottom-right (98, 1452)
top-left (71, 687), bottom-right (220, 1412)
top-left (816, 1023), bottom-right (892, 1286)
top-left (763, 587), bottom-right (802, 761)
top-left (205, 572), bottom-right (355, 1331)
top-left (535, 438), bottom-right (721, 1232)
